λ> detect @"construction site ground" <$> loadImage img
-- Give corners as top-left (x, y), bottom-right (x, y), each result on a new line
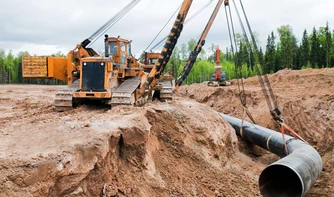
top-left (0, 68), bottom-right (333, 197)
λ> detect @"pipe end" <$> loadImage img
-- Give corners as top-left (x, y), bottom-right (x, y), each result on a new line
top-left (259, 164), bottom-right (303, 197)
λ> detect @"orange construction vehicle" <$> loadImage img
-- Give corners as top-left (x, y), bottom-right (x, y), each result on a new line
top-left (207, 45), bottom-right (231, 87)
top-left (140, 51), bottom-right (175, 101)
top-left (141, 52), bottom-right (160, 72)
top-left (174, 0), bottom-right (225, 91)
top-left (22, 0), bottom-right (193, 111)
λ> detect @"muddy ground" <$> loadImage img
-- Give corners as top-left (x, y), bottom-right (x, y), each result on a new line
top-left (0, 68), bottom-right (333, 196)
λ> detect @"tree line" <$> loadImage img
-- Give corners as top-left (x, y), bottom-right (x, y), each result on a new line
top-left (1, 23), bottom-right (333, 85)
top-left (0, 51), bottom-right (65, 85)
top-left (166, 23), bottom-right (334, 84)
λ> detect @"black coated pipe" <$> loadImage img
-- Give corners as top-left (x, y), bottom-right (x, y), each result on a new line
top-left (220, 114), bottom-right (322, 197)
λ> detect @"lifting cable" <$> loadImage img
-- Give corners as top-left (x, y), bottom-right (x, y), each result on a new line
top-left (149, 0), bottom-right (214, 52)
top-left (231, 0), bottom-right (308, 150)
top-left (236, 0), bottom-right (278, 111)
top-left (224, 1), bottom-right (256, 124)
top-left (87, 0), bottom-right (141, 47)
top-left (238, 0), bottom-right (309, 151)
top-left (143, 3), bottom-right (183, 53)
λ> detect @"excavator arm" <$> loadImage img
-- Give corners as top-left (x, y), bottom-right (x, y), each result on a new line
top-left (174, 0), bottom-right (225, 91)
top-left (138, 0), bottom-right (193, 96)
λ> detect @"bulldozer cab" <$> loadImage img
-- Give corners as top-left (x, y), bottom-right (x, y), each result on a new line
top-left (143, 52), bottom-right (160, 65)
top-left (141, 52), bottom-right (160, 72)
top-left (106, 37), bottom-right (131, 65)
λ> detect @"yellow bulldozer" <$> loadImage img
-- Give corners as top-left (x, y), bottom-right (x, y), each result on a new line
top-left (22, 0), bottom-right (193, 111)
top-left (22, 0), bottom-right (226, 111)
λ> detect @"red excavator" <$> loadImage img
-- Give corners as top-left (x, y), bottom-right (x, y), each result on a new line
top-left (207, 45), bottom-right (231, 87)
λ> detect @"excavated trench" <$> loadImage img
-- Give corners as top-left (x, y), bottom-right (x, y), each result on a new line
top-left (1, 68), bottom-right (333, 197)
top-left (179, 68), bottom-right (334, 196)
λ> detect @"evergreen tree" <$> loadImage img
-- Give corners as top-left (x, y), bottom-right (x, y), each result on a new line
top-left (0, 50), bottom-right (5, 83)
top-left (295, 47), bottom-right (301, 70)
top-left (235, 41), bottom-right (243, 68)
top-left (5, 50), bottom-right (15, 83)
top-left (275, 45), bottom-right (281, 72)
top-left (310, 27), bottom-right (320, 68)
top-left (264, 32), bottom-right (276, 73)
top-left (325, 22), bottom-right (332, 67)
top-left (258, 47), bottom-right (264, 66)
top-left (242, 42), bottom-right (249, 66)
top-left (300, 29), bottom-right (310, 68)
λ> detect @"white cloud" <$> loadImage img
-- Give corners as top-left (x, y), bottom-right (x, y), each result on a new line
top-left (0, 0), bottom-right (333, 56)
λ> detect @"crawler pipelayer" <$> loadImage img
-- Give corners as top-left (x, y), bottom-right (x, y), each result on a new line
top-left (22, 0), bottom-right (193, 111)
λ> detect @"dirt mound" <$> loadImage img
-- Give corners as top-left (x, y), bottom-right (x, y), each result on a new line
top-left (179, 68), bottom-right (334, 196)
top-left (1, 67), bottom-right (332, 197)
top-left (0, 85), bottom-right (263, 196)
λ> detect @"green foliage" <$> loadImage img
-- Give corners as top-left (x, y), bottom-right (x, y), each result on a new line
top-left (0, 49), bottom-right (65, 85)
top-left (264, 32), bottom-right (276, 74)
top-left (300, 29), bottom-right (310, 69)
top-left (301, 61), bottom-right (312, 70)
top-left (277, 25), bottom-right (298, 69)
top-left (324, 22), bottom-right (332, 67)
top-left (178, 60), bottom-right (214, 84)
top-left (310, 27), bottom-right (320, 68)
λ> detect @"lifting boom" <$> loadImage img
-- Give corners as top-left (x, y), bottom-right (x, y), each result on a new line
top-left (138, 0), bottom-right (193, 96)
top-left (174, 0), bottom-right (225, 91)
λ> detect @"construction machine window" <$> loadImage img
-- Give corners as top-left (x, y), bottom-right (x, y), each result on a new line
top-left (120, 42), bottom-right (126, 52)
top-left (109, 42), bottom-right (118, 55)
top-left (150, 58), bottom-right (157, 65)
top-left (128, 44), bottom-right (132, 56)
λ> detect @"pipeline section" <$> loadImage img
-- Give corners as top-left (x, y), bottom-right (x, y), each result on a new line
top-left (220, 113), bottom-right (322, 197)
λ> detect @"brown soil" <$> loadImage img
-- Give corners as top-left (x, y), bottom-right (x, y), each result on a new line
top-left (0, 68), bottom-right (333, 197)
top-left (0, 85), bottom-right (263, 197)
top-left (179, 68), bottom-right (334, 196)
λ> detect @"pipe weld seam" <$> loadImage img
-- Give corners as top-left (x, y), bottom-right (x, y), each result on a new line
top-left (266, 133), bottom-right (277, 152)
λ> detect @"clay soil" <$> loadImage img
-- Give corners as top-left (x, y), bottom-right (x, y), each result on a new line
top-left (179, 68), bottom-right (334, 197)
top-left (0, 68), bottom-right (333, 197)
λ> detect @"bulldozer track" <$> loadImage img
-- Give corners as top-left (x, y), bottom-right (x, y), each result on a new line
top-left (159, 80), bottom-right (174, 101)
top-left (54, 80), bottom-right (80, 112)
top-left (110, 76), bottom-right (141, 107)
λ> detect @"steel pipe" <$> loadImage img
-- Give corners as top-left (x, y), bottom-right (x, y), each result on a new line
top-left (220, 114), bottom-right (322, 197)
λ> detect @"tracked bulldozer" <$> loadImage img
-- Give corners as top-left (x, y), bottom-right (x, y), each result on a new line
top-left (22, 0), bottom-right (193, 111)
top-left (140, 51), bottom-right (175, 101)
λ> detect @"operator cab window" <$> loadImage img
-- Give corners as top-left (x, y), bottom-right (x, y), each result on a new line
top-left (120, 42), bottom-right (126, 64)
top-left (120, 42), bottom-right (126, 52)
top-left (128, 44), bottom-right (132, 56)
top-left (150, 58), bottom-right (157, 65)
top-left (109, 42), bottom-right (118, 55)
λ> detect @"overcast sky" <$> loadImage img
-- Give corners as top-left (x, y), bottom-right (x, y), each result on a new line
top-left (1, 0), bottom-right (333, 57)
